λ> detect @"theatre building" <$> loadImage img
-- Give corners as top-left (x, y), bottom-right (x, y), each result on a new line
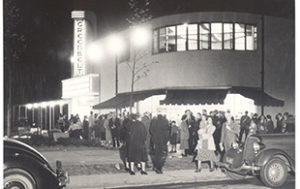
top-left (15, 10), bottom-right (294, 129)
top-left (94, 11), bottom-right (294, 121)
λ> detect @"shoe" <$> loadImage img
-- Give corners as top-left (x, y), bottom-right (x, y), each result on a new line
top-left (125, 167), bottom-right (130, 172)
top-left (129, 170), bottom-right (135, 175)
top-left (209, 167), bottom-right (215, 172)
top-left (195, 168), bottom-right (202, 173)
top-left (141, 171), bottom-right (148, 175)
top-left (181, 153), bottom-right (187, 157)
top-left (155, 169), bottom-right (163, 174)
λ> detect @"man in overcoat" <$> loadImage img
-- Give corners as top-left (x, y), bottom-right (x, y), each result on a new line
top-left (149, 113), bottom-right (169, 174)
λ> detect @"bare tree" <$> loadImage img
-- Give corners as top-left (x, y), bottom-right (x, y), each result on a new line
top-left (125, 0), bottom-right (156, 113)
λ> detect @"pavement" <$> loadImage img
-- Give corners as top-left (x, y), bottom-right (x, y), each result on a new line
top-left (37, 146), bottom-right (294, 189)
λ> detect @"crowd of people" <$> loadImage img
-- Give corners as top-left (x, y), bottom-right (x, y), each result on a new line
top-left (56, 109), bottom-right (295, 174)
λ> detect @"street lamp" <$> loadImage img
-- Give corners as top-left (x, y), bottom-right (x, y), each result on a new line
top-left (107, 34), bottom-right (125, 95)
top-left (87, 42), bottom-right (103, 63)
top-left (130, 26), bottom-right (151, 47)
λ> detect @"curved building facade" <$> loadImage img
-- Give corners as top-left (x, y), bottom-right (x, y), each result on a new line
top-left (95, 11), bottom-right (294, 118)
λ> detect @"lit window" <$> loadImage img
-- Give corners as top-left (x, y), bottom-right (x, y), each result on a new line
top-left (235, 23), bottom-right (245, 50)
top-left (199, 23), bottom-right (210, 49)
top-left (211, 23), bottom-right (222, 50)
top-left (166, 26), bottom-right (176, 52)
top-left (188, 24), bottom-right (198, 50)
top-left (159, 28), bottom-right (167, 52)
top-left (177, 24), bottom-right (187, 51)
top-left (223, 23), bottom-right (233, 50)
top-left (153, 30), bottom-right (158, 53)
top-left (246, 25), bottom-right (257, 50)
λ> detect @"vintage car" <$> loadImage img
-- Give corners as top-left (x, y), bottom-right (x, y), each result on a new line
top-left (219, 132), bottom-right (295, 188)
top-left (4, 138), bottom-right (69, 189)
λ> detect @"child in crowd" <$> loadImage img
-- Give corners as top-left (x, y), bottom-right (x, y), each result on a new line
top-left (170, 121), bottom-right (179, 153)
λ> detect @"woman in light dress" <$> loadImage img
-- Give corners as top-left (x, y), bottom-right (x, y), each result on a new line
top-left (194, 116), bottom-right (218, 172)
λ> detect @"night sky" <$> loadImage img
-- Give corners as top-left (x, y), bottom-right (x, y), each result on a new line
top-left (4, 0), bottom-right (294, 107)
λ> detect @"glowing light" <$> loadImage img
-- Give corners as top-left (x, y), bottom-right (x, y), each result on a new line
top-left (49, 101), bottom-right (56, 107)
top-left (107, 34), bottom-right (125, 55)
top-left (41, 102), bottom-right (48, 108)
top-left (33, 103), bottom-right (39, 108)
top-left (26, 104), bottom-right (33, 109)
top-left (70, 56), bottom-right (75, 64)
top-left (131, 26), bottom-right (151, 47)
top-left (87, 42), bottom-right (103, 63)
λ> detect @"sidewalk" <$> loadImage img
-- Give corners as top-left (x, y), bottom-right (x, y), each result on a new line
top-left (65, 169), bottom-right (230, 189)
top-left (39, 146), bottom-right (196, 176)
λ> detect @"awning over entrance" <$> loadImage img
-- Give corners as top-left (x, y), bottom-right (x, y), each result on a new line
top-left (93, 89), bottom-right (165, 109)
top-left (93, 86), bottom-right (284, 109)
top-left (160, 89), bottom-right (228, 105)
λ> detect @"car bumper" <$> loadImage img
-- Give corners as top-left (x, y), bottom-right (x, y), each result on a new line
top-left (218, 162), bottom-right (261, 172)
top-left (56, 161), bottom-right (69, 188)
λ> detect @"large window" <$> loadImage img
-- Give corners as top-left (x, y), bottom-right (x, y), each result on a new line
top-left (246, 25), bottom-right (257, 50)
top-left (152, 22), bottom-right (258, 54)
top-left (188, 24), bottom-right (198, 50)
top-left (177, 24), bottom-right (187, 51)
top-left (235, 23), bottom-right (245, 50)
top-left (211, 23), bottom-right (223, 50)
top-left (199, 23), bottom-right (210, 49)
top-left (223, 23), bottom-right (233, 50)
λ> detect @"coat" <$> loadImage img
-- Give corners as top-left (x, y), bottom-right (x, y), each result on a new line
top-left (220, 121), bottom-right (239, 152)
top-left (128, 120), bottom-right (148, 163)
top-left (180, 121), bottom-right (189, 150)
top-left (196, 124), bottom-right (216, 151)
top-left (149, 115), bottom-right (169, 146)
top-left (104, 119), bottom-right (112, 142)
top-left (141, 115), bottom-right (151, 151)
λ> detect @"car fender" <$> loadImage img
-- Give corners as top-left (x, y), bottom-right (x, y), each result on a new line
top-left (254, 148), bottom-right (295, 172)
top-left (4, 152), bottom-right (60, 189)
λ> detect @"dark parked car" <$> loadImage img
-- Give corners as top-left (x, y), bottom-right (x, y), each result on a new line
top-left (4, 138), bottom-right (69, 189)
top-left (219, 133), bottom-right (295, 188)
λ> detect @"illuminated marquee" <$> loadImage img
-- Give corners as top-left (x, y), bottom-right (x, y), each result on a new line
top-left (73, 19), bottom-right (86, 76)
top-left (62, 74), bottom-right (100, 99)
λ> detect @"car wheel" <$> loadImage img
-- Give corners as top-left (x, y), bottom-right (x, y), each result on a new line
top-left (225, 170), bottom-right (246, 180)
top-left (260, 157), bottom-right (288, 188)
top-left (4, 168), bottom-right (37, 189)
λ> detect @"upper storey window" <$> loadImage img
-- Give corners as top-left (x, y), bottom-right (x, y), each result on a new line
top-left (246, 25), bottom-right (257, 50)
top-left (177, 24), bottom-right (187, 51)
top-left (188, 24), bottom-right (198, 50)
top-left (199, 23), bottom-right (210, 50)
top-left (211, 23), bottom-right (223, 50)
top-left (152, 22), bottom-right (257, 54)
top-left (223, 23), bottom-right (234, 50)
top-left (235, 23), bottom-right (246, 50)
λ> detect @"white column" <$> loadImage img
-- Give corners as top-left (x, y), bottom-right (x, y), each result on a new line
top-left (49, 107), bottom-right (52, 130)
top-left (25, 107), bottom-right (27, 118)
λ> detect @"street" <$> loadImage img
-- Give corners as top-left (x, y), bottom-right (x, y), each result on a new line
top-left (124, 177), bottom-right (295, 189)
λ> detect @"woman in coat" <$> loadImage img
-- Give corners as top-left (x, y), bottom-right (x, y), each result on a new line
top-left (128, 114), bottom-right (148, 175)
top-left (180, 115), bottom-right (189, 156)
top-left (194, 117), bottom-right (217, 172)
top-left (220, 116), bottom-right (240, 152)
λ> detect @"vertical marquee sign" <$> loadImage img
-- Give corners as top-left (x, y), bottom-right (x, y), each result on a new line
top-left (73, 19), bottom-right (86, 76)
top-left (71, 11), bottom-right (97, 77)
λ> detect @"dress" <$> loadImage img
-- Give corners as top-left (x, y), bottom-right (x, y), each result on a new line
top-left (180, 121), bottom-right (189, 150)
top-left (195, 124), bottom-right (218, 161)
top-left (170, 125), bottom-right (179, 145)
top-left (104, 119), bottom-right (112, 142)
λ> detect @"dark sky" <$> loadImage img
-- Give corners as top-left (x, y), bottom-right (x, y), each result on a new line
top-left (4, 0), bottom-right (294, 106)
